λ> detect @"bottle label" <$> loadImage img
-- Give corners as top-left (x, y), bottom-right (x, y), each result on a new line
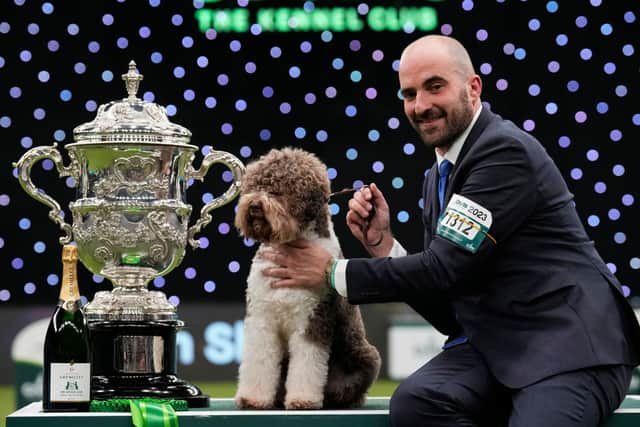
top-left (49, 363), bottom-right (91, 402)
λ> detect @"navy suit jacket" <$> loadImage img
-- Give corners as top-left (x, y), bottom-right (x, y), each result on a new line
top-left (346, 108), bottom-right (640, 388)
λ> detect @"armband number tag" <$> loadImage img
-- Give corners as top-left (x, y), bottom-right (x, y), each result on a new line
top-left (436, 194), bottom-right (493, 253)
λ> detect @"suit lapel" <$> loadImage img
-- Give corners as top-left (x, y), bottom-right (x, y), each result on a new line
top-left (455, 107), bottom-right (493, 164)
top-left (444, 108), bottom-right (494, 204)
top-left (423, 165), bottom-right (439, 239)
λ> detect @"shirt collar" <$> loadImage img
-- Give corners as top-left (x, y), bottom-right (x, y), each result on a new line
top-left (436, 105), bottom-right (482, 168)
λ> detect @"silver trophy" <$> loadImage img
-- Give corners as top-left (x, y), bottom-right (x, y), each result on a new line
top-left (14, 61), bottom-right (245, 406)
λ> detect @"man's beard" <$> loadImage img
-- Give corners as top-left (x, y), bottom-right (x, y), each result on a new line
top-left (413, 90), bottom-right (474, 149)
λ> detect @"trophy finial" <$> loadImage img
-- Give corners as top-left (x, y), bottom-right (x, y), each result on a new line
top-left (122, 60), bottom-right (143, 100)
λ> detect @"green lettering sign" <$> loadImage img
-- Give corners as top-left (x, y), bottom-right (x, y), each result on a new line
top-left (290, 9), bottom-right (311, 31)
top-left (195, 4), bottom-right (439, 33)
top-left (274, 8), bottom-right (292, 32)
top-left (195, 8), bottom-right (250, 32)
top-left (256, 9), bottom-right (274, 32)
top-left (368, 7), bottom-right (438, 32)
top-left (310, 9), bottom-right (329, 31)
top-left (345, 8), bottom-right (364, 31)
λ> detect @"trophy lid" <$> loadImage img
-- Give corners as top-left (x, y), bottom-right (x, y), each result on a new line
top-left (72, 61), bottom-right (192, 145)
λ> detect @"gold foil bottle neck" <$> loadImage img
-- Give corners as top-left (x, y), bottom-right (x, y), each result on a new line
top-left (62, 244), bottom-right (78, 263)
top-left (59, 245), bottom-right (80, 303)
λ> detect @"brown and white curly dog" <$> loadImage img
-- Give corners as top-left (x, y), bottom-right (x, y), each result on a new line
top-left (234, 147), bottom-right (381, 410)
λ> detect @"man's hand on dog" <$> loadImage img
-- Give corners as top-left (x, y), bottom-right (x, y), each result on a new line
top-left (262, 240), bottom-right (332, 289)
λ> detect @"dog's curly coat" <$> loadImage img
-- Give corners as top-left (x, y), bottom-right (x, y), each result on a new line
top-left (234, 147), bottom-right (381, 410)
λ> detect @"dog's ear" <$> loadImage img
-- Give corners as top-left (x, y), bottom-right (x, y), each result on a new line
top-left (303, 188), bottom-right (330, 238)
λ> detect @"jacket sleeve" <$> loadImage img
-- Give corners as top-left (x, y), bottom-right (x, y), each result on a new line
top-left (346, 135), bottom-right (537, 302)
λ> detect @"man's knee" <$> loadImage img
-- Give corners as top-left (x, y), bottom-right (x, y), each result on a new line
top-left (389, 380), bottom-right (413, 424)
top-left (390, 378), bottom-right (457, 426)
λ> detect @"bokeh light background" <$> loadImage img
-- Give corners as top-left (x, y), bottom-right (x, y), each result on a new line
top-left (1, 0), bottom-right (638, 307)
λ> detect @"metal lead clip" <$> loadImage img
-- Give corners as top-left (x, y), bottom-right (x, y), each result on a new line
top-left (328, 185), bottom-right (382, 247)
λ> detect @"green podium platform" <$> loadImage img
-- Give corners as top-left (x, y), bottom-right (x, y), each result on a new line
top-left (7, 396), bottom-right (640, 426)
top-left (7, 397), bottom-right (390, 427)
top-left (606, 395), bottom-right (640, 426)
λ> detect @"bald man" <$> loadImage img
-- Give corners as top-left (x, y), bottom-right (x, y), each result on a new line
top-left (262, 35), bottom-right (640, 426)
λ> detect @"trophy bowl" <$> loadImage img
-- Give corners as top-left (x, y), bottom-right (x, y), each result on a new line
top-left (14, 61), bottom-right (245, 407)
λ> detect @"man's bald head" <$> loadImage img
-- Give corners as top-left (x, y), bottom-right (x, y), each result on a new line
top-left (400, 35), bottom-right (476, 80)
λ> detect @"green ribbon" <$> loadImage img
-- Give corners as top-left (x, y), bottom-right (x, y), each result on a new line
top-left (129, 399), bottom-right (180, 427)
top-left (90, 398), bottom-right (188, 412)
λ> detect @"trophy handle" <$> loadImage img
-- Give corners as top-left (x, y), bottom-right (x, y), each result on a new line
top-left (185, 149), bottom-right (245, 248)
top-left (13, 144), bottom-right (77, 244)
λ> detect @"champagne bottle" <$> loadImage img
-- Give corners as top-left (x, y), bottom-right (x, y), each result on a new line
top-left (42, 244), bottom-right (91, 412)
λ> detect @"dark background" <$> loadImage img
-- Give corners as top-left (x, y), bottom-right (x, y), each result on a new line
top-left (1, 0), bottom-right (639, 309)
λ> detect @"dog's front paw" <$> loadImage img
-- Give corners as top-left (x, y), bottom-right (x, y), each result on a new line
top-left (285, 398), bottom-right (323, 410)
top-left (235, 395), bottom-right (274, 410)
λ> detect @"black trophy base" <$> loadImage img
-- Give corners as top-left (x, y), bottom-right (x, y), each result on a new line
top-left (88, 320), bottom-right (209, 408)
top-left (92, 374), bottom-right (209, 408)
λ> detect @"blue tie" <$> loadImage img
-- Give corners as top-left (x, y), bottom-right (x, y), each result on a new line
top-left (436, 159), bottom-right (469, 350)
top-left (438, 159), bottom-right (452, 212)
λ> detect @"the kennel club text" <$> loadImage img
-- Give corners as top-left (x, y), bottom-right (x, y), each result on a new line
top-left (195, 6), bottom-right (439, 33)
